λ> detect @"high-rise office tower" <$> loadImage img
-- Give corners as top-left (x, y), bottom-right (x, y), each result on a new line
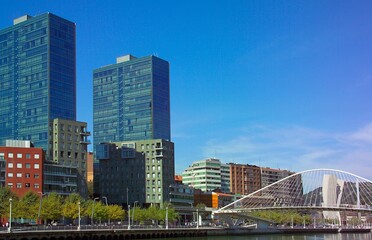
top-left (93, 54), bottom-right (171, 149)
top-left (93, 54), bottom-right (172, 200)
top-left (0, 13), bottom-right (76, 153)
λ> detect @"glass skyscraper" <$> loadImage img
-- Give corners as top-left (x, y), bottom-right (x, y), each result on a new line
top-left (93, 54), bottom-right (171, 149)
top-left (0, 13), bottom-right (76, 154)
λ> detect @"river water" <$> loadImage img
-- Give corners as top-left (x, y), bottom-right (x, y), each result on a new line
top-left (146, 233), bottom-right (372, 240)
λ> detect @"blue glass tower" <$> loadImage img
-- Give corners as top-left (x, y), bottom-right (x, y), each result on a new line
top-left (93, 55), bottom-right (171, 148)
top-left (0, 13), bottom-right (76, 152)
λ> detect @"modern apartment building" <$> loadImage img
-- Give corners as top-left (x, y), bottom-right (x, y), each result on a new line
top-left (0, 140), bottom-right (78, 196)
top-left (260, 167), bottom-right (294, 187)
top-left (43, 162), bottom-right (78, 195)
top-left (182, 158), bottom-right (230, 192)
top-left (221, 163), bottom-right (231, 193)
top-left (229, 163), bottom-right (261, 195)
top-left (93, 54), bottom-right (171, 149)
top-left (0, 140), bottom-right (44, 196)
top-left (0, 13), bottom-right (76, 153)
top-left (169, 183), bottom-right (194, 208)
top-left (97, 139), bottom-right (174, 207)
top-left (48, 119), bottom-right (90, 197)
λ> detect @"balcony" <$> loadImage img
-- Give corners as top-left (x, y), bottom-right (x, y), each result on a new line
top-left (155, 152), bottom-right (163, 158)
top-left (80, 131), bottom-right (91, 136)
top-left (80, 140), bottom-right (91, 145)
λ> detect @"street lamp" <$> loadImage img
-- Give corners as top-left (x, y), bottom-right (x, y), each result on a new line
top-left (102, 196), bottom-right (108, 205)
top-left (126, 188), bottom-right (129, 209)
top-left (196, 209), bottom-right (199, 229)
top-left (78, 201), bottom-right (81, 231)
top-left (37, 192), bottom-right (46, 225)
top-left (128, 205), bottom-right (131, 230)
top-left (8, 198), bottom-right (12, 233)
top-left (91, 197), bottom-right (99, 225)
top-left (132, 201), bottom-right (138, 225)
top-left (166, 207), bottom-right (169, 229)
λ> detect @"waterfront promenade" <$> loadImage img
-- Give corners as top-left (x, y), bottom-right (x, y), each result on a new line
top-left (0, 225), bottom-right (370, 240)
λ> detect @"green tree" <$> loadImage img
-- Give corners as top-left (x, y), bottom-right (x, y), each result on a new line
top-left (93, 202), bottom-right (108, 223)
top-left (15, 191), bottom-right (39, 221)
top-left (145, 206), bottom-right (162, 224)
top-left (0, 187), bottom-right (17, 219)
top-left (40, 192), bottom-right (63, 223)
top-left (107, 205), bottom-right (125, 222)
top-left (61, 193), bottom-right (82, 220)
top-left (132, 207), bottom-right (146, 224)
top-left (160, 203), bottom-right (179, 223)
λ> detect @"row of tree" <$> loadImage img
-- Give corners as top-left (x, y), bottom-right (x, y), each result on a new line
top-left (0, 188), bottom-right (178, 225)
top-left (251, 210), bottom-right (312, 225)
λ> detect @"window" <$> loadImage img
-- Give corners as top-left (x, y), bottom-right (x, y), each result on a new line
top-left (25, 173), bottom-right (31, 178)
top-left (16, 183), bottom-right (22, 188)
top-left (8, 163), bottom-right (13, 168)
top-left (34, 174), bottom-right (39, 179)
top-left (26, 163), bottom-right (31, 168)
top-left (17, 163), bottom-right (22, 168)
top-left (17, 153), bottom-right (22, 158)
top-left (16, 173), bottom-right (22, 178)
top-left (25, 183), bottom-right (30, 188)
top-left (34, 154), bottom-right (40, 159)
top-left (26, 153), bottom-right (31, 159)
top-left (8, 153), bottom-right (13, 158)
top-left (8, 183), bottom-right (13, 188)
top-left (7, 173), bottom-right (13, 177)
top-left (34, 164), bottom-right (40, 169)
top-left (34, 184), bottom-right (40, 189)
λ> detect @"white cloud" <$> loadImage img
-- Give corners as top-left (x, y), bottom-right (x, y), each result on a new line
top-left (202, 123), bottom-right (372, 180)
top-left (349, 123), bottom-right (372, 143)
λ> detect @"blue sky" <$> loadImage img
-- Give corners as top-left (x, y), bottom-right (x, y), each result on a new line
top-left (1, 1), bottom-right (372, 179)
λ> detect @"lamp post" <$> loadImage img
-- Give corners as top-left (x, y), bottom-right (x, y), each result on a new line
top-left (303, 216), bottom-right (306, 228)
top-left (126, 188), bottom-right (129, 209)
top-left (102, 196), bottom-right (109, 224)
top-left (37, 192), bottom-right (46, 224)
top-left (128, 205), bottom-right (131, 230)
top-left (132, 201), bottom-right (138, 225)
top-left (8, 198), bottom-right (12, 233)
top-left (91, 197), bottom-right (99, 225)
top-left (102, 196), bottom-right (108, 205)
top-left (78, 201), bottom-right (81, 231)
top-left (291, 215), bottom-right (294, 228)
top-left (196, 209), bottom-right (199, 229)
top-left (166, 207), bottom-right (169, 229)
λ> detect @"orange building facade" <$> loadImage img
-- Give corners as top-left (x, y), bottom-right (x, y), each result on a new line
top-left (194, 189), bottom-right (238, 209)
top-left (87, 152), bottom-right (94, 182)
top-left (229, 163), bottom-right (261, 195)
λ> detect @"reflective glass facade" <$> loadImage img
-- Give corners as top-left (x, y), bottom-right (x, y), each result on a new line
top-left (0, 13), bottom-right (76, 153)
top-left (93, 55), bottom-right (170, 150)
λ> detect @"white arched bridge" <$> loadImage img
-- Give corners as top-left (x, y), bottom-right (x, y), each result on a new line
top-left (213, 169), bottom-right (372, 227)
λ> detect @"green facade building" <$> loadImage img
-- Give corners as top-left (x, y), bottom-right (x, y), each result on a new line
top-left (182, 158), bottom-right (230, 193)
